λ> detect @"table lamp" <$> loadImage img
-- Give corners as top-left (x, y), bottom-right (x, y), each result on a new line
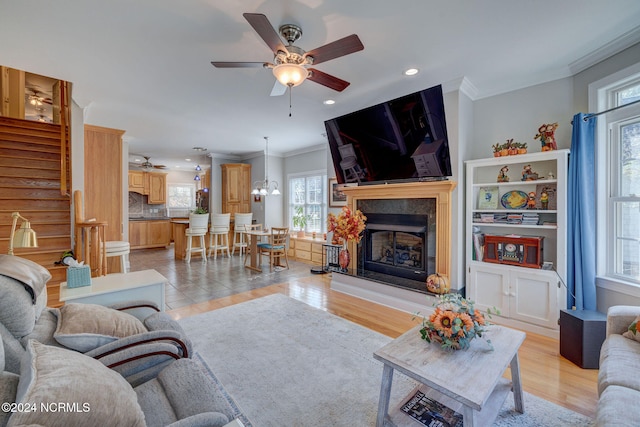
top-left (8, 212), bottom-right (38, 255)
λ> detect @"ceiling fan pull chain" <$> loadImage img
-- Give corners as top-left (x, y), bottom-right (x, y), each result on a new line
top-left (289, 85), bottom-right (293, 117)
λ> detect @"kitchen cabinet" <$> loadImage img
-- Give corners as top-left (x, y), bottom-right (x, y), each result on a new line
top-left (128, 171), bottom-right (145, 191)
top-left (465, 149), bottom-right (569, 336)
top-left (128, 171), bottom-right (166, 204)
top-left (129, 220), bottom-right (171, 249)
top-left (221, 163), bottom-right (251, 216)
top-left (147, 173), bottom-right (166, 204)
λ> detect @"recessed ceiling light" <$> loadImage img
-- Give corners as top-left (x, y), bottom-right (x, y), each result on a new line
top-left (323, 99), bottom-right (335, 105)
top-left (185, 158), bottom-right (191, 162)
top-left (404, 68), bottom-right (419, 76)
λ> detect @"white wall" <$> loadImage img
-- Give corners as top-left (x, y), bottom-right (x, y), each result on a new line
top-left (472, 77), bottom-right (574, 159)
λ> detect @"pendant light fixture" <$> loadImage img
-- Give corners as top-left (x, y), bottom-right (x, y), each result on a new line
top-left (251, 137), bottom-right (280, 196)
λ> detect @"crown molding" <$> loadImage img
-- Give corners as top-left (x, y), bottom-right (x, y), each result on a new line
top-left (569, 26), bottom-right (640, 75)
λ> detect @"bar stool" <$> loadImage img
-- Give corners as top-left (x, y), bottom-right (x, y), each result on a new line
top-left (105, 241), bottom-right (130, 273)
top-left (185, 213), bottom-right (209, 263)
top-left (208, 213), bottom-right (231, 259)
top-left (338, 144), bottom-right (363, 183)
top-left (232, 213), bottom-right (253, 256)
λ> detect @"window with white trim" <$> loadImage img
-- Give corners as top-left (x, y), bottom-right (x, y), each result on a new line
top-left (167, 183), bottom-right (196, 217)
top-left (598, 75), bottom-right (640, 284)
top-left (289, 172), bottom-right (327, 234)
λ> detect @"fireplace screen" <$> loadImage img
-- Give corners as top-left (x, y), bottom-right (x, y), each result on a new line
top-left (362, 213), bottom-right (429, 282)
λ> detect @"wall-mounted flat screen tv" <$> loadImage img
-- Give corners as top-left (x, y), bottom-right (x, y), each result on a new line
top-left (325, 84), bottom-right (451, 184)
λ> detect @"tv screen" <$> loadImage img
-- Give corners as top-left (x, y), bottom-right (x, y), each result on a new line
top-left (325, 84), bottom-right (451, 184)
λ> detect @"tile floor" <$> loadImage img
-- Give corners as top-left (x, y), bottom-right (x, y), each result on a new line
top-left (128, 245), bottom-right (316, 310)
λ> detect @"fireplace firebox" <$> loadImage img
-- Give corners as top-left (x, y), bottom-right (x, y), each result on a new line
top-left (362, 213), bottom-right (431, 282)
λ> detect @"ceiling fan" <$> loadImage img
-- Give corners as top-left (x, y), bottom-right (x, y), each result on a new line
top-left (135, 156), bottom-right (167, 171)
top-left (25, 88), bottom-right (52, 106)
top-left (211, 13), bottom-right (364, 96)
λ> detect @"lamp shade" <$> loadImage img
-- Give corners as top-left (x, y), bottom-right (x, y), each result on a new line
top-left (13, 222), bottom-right (38, 249)
top-left (272, 63), bottom-right (307, 87)
top-left (8, 212), bottom-right (38, 255)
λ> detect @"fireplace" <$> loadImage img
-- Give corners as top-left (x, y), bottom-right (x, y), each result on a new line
top-left (362, 213), bottom-right (431, 283)
top-left (331, 181), bottom-right (457, 302)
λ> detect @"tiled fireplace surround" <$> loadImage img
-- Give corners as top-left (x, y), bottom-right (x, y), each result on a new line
top-left (330, 181), bottom-right (457, 314)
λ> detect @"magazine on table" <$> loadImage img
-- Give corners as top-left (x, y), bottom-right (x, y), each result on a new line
top-left (400, 390), bottom-right (463, 427)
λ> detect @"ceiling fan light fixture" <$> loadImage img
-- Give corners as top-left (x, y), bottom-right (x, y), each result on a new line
top-left (273, 63), bottom-right (307, 87)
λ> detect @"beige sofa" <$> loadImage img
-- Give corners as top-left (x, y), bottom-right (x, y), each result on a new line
top-left (596, 305), bottom-right (640, 426)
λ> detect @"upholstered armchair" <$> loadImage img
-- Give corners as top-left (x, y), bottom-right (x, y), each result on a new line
top-left (1, 335), bottom-right (235, 427)
top-left (0, 255), bottom-right (191, 386)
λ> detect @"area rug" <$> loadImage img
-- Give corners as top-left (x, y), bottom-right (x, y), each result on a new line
top-left (179, 294), bottom-right (594, 426)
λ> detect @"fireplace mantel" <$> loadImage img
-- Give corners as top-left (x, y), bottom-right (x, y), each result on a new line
top-left (341, 180), bottom-right (457, 280)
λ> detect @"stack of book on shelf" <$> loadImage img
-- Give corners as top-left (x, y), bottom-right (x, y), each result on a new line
top-left (522, 212), bottom-right (540, 225)
top-left (507, 213), bottom-right (523, 224)
top-left (493, 213), bottom-right (508, 224)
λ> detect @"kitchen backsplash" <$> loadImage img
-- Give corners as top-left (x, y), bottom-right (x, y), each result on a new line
top-left (128, 192), bottom-right (167, 217)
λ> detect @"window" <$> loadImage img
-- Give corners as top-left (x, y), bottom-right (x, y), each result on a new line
top-left (289, 172), bottom-right (327, 234)
top-left (595, 70), bottom-right (640, 285)
top-left (167, 183), bottom-right (196, 216)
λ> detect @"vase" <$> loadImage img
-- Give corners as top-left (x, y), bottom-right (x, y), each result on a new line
top-left (338, 245), bottom-right (350, 271)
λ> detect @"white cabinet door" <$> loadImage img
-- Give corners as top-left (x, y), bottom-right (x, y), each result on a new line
top-left (510, 269), bottom-right (558, 329)
top-left (468, 263), bottom-right (509, 318)
top-left (469, 262), bottom-right (559, 329)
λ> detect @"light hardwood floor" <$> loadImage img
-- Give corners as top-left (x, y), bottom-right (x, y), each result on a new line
top-left (167, 272), bottom-right (599, 419)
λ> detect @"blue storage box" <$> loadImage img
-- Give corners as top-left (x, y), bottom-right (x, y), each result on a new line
top-left (66, 266), bottom-right (92, 288)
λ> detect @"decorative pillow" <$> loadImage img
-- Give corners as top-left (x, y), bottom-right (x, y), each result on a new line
top-left (8, 340), bottom-right (145, 427)
top-left (623, 316), bottom-right (640, 343)
top-left (54, 303), bottom-right (148, 352)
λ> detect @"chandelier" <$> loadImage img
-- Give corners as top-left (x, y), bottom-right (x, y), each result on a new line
top-left (251, 137), bottom-right (280, 196)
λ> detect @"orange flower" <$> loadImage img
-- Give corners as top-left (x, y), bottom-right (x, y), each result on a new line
top-left (327, 206), bottom-right (367, 243)
top-left (433, 310), bottom-right (456, 338)
top-left (459, 312), bottom-right (474, 331)
top-left (474, 310), bottom-right (485, 325)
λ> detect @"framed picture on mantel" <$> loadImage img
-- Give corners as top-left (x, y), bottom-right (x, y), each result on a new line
top-left (329, 178), bottom-right (356, 207)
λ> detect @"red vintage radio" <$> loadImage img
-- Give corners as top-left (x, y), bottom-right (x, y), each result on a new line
top-left (483, 234), bottom-right (544, 269)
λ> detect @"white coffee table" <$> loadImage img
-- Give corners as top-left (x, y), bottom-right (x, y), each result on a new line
top-left (374, 324), bottom-right (525, 427)
top-left (59, 269), bottom-right (167, 311)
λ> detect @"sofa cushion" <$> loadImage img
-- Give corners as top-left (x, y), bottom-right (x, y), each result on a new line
top-left (598, 334), bottom-right (640, 395)
top-left (596, 384), bottom-right (640, 427)
top-left (622, 315), bottom-right (640, 343)
top-left (0, 275), bottom-right (39, 338)
top-left (54, 303), bottom-right (147, 352)
top-left (8, 340), bottom-right (145, 427)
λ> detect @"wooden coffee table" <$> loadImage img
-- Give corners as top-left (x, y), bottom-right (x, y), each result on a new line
top-left (374, 324), bottom-right (525, 427)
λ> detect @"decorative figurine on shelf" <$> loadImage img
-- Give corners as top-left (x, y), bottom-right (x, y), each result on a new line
top-left (547, 171), bottom-right (555, 180)
top-left (540, 190), bottom-right (549, 210)
top-left (497, 166), bottom-right (510, 182)
top-left (534, 122), bottom-right (559, 151)
top-left (527, 192), bottom-right (537, 209)
top-left (521, 164), bottom-right (539, 181)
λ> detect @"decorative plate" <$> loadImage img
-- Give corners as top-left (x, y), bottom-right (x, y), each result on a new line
top-left (501, 190), bottom-right (528, 209)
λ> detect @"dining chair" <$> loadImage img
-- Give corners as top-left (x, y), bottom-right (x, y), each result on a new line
top-left (208, 213), bottom-right (231, 259)
top-left (258, 227), bottom-right (290, 271)
top-left (231, 213), bottom-right (253, 256)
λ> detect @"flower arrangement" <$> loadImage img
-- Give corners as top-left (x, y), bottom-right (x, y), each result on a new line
top-left (418, 293), bottom-right (493, 351)
top-left (327, 206), bottom-right (367, 244)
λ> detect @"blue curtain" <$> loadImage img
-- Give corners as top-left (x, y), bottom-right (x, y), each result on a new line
top-left (567, 113), bottom-right (597, 310)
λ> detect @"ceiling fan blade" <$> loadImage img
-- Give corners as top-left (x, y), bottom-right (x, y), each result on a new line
top-left (211, 61), bottom-right (267, 68)
top-left (307, 69), bottom-right (350, 92)
top-left (243, 13), bottom-right (288, 54)
top-left (270, 80), bottom-right (287, 97)
top-left (304, 34), bottom-right (364, 65)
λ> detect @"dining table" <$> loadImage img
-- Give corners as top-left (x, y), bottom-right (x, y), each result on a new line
top-left (244, 229), bottom-right (273, 272)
